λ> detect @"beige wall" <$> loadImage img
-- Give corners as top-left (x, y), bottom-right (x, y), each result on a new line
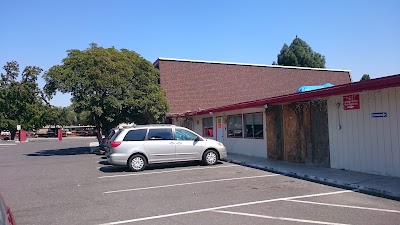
top-left (328, 87), bottom-right (400, 178)
top-left (189, 107), bottom-right (267, 158)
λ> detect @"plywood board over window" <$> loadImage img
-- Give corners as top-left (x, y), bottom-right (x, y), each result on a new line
top-left (266, 105), bottom-right (284, 160)
top-left (266, 101), bottom-right (330, 167)
top-left (283, 102), bottom-right (310, 163)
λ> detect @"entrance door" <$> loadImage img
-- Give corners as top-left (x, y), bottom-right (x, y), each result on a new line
top-left (216, 116), bottom-right (224, 143)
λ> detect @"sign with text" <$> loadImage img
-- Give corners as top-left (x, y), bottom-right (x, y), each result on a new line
top-left (343, 94), bottom-right (360, 110)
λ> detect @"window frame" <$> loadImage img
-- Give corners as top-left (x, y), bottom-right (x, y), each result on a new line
top-left (202, 117), bottom-right (214, 137)
top-left (123, 129), bottom-right (148, 141)
top-left (175, 128), bottom-right (202, 141)
top-left (146, 128), bottom-right (174, 141)
top-left (243, 112), bottom-right (264, 139)
top-left (227, 114), bottom-right (243, 138)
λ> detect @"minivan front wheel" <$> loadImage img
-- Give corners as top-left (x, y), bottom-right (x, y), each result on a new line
top-left (203, 150), bottom-right (218, 165)
top-left (128, 154), bottom-right (147, 172)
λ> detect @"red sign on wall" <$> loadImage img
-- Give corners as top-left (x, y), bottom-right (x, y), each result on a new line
top-left (343, 94), bottom-right (360, 110)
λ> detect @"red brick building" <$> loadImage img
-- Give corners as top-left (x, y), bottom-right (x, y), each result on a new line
top-left (153, 58), bottom-right (351, 116)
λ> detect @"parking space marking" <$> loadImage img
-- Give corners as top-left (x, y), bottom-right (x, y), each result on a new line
top-left (104, 174), bottom-right (279, 194)
top-left (98, 190), bottom-right (352, 224)
top-left (286, 199), bottom-right (400, 213)
top-left (212, 210), bottom-right (350, 225)
top-left (99, 165), bottom-right (240, 179)
top-left (0, 143), bottom-right (17, 146)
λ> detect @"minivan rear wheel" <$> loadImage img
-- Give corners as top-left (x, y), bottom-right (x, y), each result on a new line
top-left (128, 154), bottom-right (147, 172)
top-left (203, 150), bottom-right (218, 165)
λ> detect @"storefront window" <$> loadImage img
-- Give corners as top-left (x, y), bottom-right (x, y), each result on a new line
top-left (227, 115), bottom-right (242, 138)
top-left (202, 117), bottom-right (213, 137)
top-left (244, 113), bottom-right (263, 138)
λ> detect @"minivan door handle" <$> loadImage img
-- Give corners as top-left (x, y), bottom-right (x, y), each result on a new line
top-left (169, 142), bottom-right (175, 145)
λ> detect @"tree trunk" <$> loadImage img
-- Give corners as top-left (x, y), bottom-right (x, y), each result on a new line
top-left (92, 115), bottom-right (103, 143)
top-left (96, 126), bottom-right (102, 143)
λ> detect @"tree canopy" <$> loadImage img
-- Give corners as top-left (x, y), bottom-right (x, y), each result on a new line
top-left (43, 106), bottom-right (77, 127)
top-left (44, 44), bottom-right (169, 137)
top-left (360, 74), bottom-right (371, 81)
top-left (0, 61), bottom-right (49, 138)
top-left (275, 37), bottom-right (326, 68)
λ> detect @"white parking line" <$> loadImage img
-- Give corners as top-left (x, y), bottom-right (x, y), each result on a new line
top-left (104, 174), bottom-right (279, 194)
top-left (213, 210), bottom-right (350, 225)
top-left (0, 143), bottom-right (17, 146)
top-left (99, 165), bottom-right (240, 179)
top-left (286, 199), bottom-right (400, 213)
top-left (98, 190), bottom-right (352, 224)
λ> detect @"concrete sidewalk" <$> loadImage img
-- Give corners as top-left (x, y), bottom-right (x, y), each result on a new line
top-left (224, 153), bottom-right (400, 201)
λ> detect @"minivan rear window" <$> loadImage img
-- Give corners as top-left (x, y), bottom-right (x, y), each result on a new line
top-left (147, 128), bottom-right (173, 140)
top-left (123, 129), bottom-right (147, 141)
top-left (106, 130), bottom-right (116, 139)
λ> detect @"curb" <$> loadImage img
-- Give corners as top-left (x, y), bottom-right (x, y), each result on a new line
top-left (223, 158), bottom-right (400, 201)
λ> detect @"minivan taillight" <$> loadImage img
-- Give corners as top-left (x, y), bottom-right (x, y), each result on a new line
top-left (111, 141), bottom-right (122, 148)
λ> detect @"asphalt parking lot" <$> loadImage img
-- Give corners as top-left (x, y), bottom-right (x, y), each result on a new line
top-left (0, 139), bottom-right (399, 225)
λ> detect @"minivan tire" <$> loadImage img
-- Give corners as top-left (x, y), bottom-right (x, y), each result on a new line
top-left (203, 150), bottom-right (218, 165)
top-left (128, 154), bottom-right (147, 172)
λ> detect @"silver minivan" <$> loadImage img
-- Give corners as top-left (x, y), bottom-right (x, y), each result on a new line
top-left (106, 125), bottom-right (227, 171)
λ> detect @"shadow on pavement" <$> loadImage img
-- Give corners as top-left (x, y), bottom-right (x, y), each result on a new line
top-left (26, 147), bottom-right (90, 156)
top-left (98, 161), bottom-right (224, 173)
top-left (98, 160), bottom-right (110, 165)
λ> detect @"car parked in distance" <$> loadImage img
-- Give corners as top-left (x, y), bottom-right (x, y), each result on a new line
top-left (63, 129), bottom-right (72, 135)
top-left (107, 125), bottom-right (227, 172)
top-left (0, 131), bottom-right (11, 141)
top-left (0, 193), bottom-right (16, 225)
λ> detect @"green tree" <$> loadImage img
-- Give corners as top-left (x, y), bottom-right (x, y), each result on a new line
top-left (360, 74), bottom-right (371, 81)
top-left (59, 107), bottom-right (77, 127)
top-left (75, 110), bottom-right (92, 126)
top-left (43, 106), bottom-right (77, 127)
top-left (44, 43), bottom-right (169, 141)
top-left (42, 105), bottom-right (60, 128)
top-left (275, 37), bottom-right (326, 68)
top-left (0, 61), bottom-right (49, 139)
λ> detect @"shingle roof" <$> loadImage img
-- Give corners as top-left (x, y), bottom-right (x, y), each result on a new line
top-left (154, 58), bottom-right (351, 115)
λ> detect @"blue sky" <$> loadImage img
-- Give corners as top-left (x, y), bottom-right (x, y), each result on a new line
top-left (1, 0), bottom-right (399, 107)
